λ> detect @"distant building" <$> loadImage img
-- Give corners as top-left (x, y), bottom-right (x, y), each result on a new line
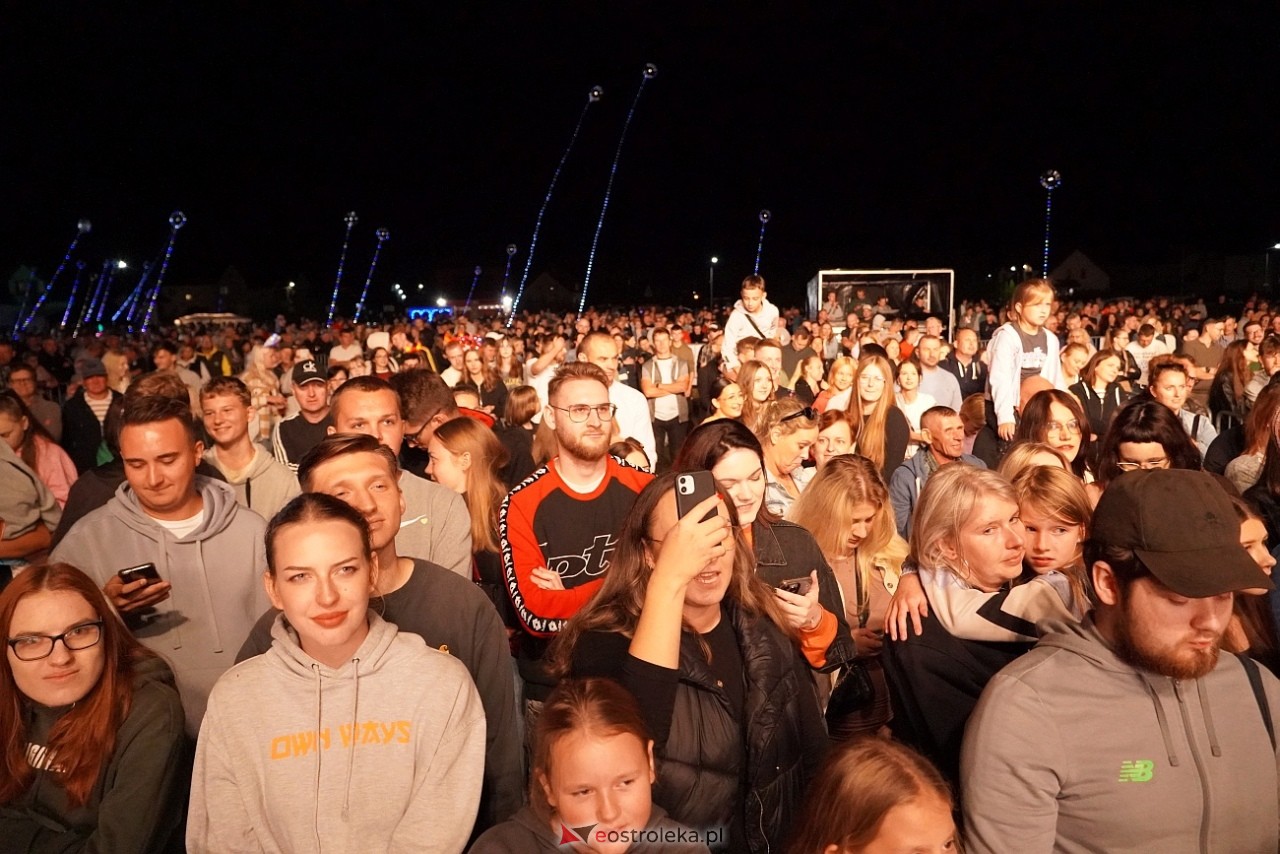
top-left (1049, 250), bottom-right (1109, 295)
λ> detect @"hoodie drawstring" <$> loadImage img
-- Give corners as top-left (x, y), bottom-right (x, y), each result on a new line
top-left (195, 539), bottom-right (225, 653)
top-left (343, 658), bottom-right (360, 821)
top-left (1196, 678), bottom-right (1223, 758)
top-left (312, 663), bottom-right (323, 853)
top-left (1141, 676), bottom-right (1180, 767)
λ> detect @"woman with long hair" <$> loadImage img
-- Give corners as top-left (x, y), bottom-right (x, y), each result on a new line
top-left (785, 738), bottom-right (957, 854)
top-left (1227, 384), bottom-right (1280, 492)
top-left (894, 358), bottom-right (935, 449)
top-left (551, 474), bottom-right (828, 853)
top-left (789, 454), bottom-right (909, 738)
top-left (496, 338), bottom-right (524, 389)
top-left (188, 493), bottom-right (486, 852)
top-left (755, 399), bottom-right (819, 517)
top-left (370, 346), bottom-right (397, 381)
top-left (814, 356), bottom-right (856, 413)
top-left (845, 354), bottom-right (911, 481)
top-left (699, 376), bottom-right (745, 425)
top-left (0, 390), bottom-right (78, 506)
top-left (1210, 339), bottom-right (1253, 418)
top-left (1094, 398), bottom-right (1202, 489)
top-left (792, 354), bottom-right (825, 407)
top-left (737, 359), bottom-right (776, 433)
top-left (1, 563), bottom-right (186, 851)
top-left (675, 419), bottom-right (855, 675)
top-left (239, 344), bottom-right (285, 440)
top-left (470, 678), bottom-right (709, 853)
top-left (1223, 496), bottom-right (1280, 677)
top-left (1070, 349), bottom-right (1127, 437)
top-left (463, 347), bottom-right (509, 416)
top-left (1015, 389), bottom-right (1096, 482)
top-left (426, 417), bottom-right (516, 629)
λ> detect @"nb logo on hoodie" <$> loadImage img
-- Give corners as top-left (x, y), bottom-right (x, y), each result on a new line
top-left (1118, 759), bottom-right (1154, 782)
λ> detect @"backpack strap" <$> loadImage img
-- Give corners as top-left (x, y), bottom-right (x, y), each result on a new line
top-left (1191, 413), bottom-right (1202, 443)
top-left (1237, 652), bottom-right (1276, 752)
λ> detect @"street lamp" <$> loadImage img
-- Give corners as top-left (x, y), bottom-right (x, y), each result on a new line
top-left (708, 256), bottom-right (718, 309)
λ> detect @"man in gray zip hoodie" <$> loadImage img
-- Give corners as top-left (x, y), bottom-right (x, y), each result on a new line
top-left (962, 469), bottom-right (1280, 853)
top-left (52, 394), bottom-right (269, 736)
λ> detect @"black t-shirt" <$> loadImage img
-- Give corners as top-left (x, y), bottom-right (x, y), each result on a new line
top-left (275, 412), bottom-right (332, 469)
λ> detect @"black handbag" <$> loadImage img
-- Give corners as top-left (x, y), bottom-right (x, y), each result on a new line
top-left (825, 567), bottom-right (876, 728)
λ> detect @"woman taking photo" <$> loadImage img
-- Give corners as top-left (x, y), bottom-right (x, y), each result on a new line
top-left (426, 417), bottom-right (517, 630)
top-left (699, 376), bottom-right (745, 425)
top-left (1, 563), bottom-right (187, 852)
top-left (471, 678), bottom-right (710, 853)
top-left (789, 454), bottom-right (909, 738)
top-left (552, 475), bottom-right (828, 853)
top-left (1015, 389), bottom-right (1096, 482)
top-left (188, 493), bottom-right (486, 853)
top-left (845, 354), bottom-right (911, 481)
top-left (1093, 398), bottom-right (1202, 489)
top-left (675, 420), bottom-right (855, 675)
top-left (463, 347), bottom-right (509, 416)
top-left (755, 399), bottom-right (819, 517)
top-left (1070, 349), bottom-right (1127, 437)
top-left (814, 356), bottom-right (856, 413)
top-left (737, 360), bottom-right (776, 433)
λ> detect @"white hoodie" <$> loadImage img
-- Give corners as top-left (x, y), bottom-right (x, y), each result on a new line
top-left (188, 612), bottom-right (485, 854)
top-left (722, 297), bottom-right (781, 370)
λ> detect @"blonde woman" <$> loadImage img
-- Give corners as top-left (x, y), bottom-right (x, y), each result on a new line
top-left (814, 356), bottom-right (856, 413)
top-left (239, 345), bottom-right (284, 441)
top-left (789, 454), bottom-right (909, 738)
top-left (754, 398), bottom-right (819, 518)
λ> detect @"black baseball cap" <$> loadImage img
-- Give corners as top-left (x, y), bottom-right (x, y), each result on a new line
top-left (1091, 469), bottom-right (1273, 597)
top-left (291, 359), bottom-right (325, 386)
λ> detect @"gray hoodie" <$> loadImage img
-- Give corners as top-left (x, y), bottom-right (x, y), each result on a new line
top-left (961, 617), bottom-right (1280, 853)
top-left (51, 476), bottom-right (269, 735)
top-left (189, 612), bottom-right (485, 854)
top-left (204, 443), bottom-right (301, 521)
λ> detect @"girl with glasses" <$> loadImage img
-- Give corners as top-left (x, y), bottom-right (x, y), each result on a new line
top-left (1016, 389), bottom-right (1096, 483)
top-left (0, 563), bottom-right (186, 852)
top-left (1094, 398), bottom-right (1201, 489)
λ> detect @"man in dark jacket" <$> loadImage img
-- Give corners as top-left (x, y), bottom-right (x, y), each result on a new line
top-left (60, 358), bottom-right (118, 472)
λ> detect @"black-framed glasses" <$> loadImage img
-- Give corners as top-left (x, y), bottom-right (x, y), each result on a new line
top-left (550, 403), bottom-right (617, 423)
top-left (7, 620), bottom-right (104, 662)
top-left (781, 406), bottom-right (818, 424)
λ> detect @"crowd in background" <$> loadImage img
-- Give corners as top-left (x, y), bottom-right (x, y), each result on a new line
top-left (3, 275), bottom-right (1280, 852)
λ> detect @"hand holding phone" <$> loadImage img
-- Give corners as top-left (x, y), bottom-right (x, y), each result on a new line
top-left (675, 471), bottom-right (719, 522)
top-left (108, 563), bottom-right (172, 613)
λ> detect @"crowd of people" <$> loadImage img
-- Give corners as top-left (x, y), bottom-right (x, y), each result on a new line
top-left (2, 272), bottom-right (1280, 852)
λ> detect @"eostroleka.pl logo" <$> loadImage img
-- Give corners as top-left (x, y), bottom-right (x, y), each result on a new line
top-left (559, 823), bottom-right (597, 846)
top-left (560, 824), bottom-right (727, 847)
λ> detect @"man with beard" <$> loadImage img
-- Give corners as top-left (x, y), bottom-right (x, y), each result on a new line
top-left (961, 469), bottom-right (1280, 854)
top-left (499, 361), bottom-right (653, 713)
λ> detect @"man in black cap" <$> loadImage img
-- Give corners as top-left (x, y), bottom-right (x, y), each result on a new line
top-left (962, 469), bottom-right (1280, 853)
top-left (269, 358), bottom-right (332, 472)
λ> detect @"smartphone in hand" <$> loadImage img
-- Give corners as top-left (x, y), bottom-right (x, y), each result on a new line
top-left (779, 576), bottom-right (813, 596)
top-left (118, 563), bottom-right (161, 587)
top-left (675, 471), bottom-right (718, 522)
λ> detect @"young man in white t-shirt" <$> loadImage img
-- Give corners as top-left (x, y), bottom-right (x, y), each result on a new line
top-left (640, 327), bottom-right (690, 472)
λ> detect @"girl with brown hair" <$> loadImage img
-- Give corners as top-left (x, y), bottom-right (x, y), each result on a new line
top-left (845, 354), bottom-right (911, 481)
top-left (1, 562), bottom-right (186, 851)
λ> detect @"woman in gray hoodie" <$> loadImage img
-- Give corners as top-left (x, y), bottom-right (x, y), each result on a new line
top-left (187, 493), bottom-right (486, 853)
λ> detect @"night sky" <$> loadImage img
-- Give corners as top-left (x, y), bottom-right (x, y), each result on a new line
top-left (5, 4), bottom-right (1278, 315)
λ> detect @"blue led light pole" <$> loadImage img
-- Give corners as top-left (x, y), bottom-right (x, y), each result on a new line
top-left (754, 210), bottom-right (772, 275)
top-left (352, 228), bottom-right (389, 324)
top-left (1040, 170), bottom-right (1062, 278)
top-left (327, 212), bottom-right (358, 326)
top-left (19, 218), bottom-right (90, 332)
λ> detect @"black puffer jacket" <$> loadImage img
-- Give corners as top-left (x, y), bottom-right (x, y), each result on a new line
top-left (573, 602), bottom-right (828, 853)
top-left (751, 518), bottom-right (857, 671)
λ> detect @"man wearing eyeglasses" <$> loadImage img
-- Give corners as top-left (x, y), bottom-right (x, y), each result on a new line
top-left (500, 361), bottom-right (653, 718)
